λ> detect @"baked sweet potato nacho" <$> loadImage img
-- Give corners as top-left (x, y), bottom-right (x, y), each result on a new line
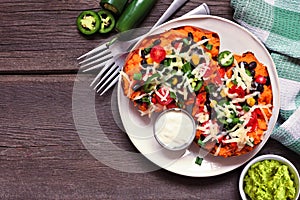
top-left (194, 51), bottom-right (273, 157)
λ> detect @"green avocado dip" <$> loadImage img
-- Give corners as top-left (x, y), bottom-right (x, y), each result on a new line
top-left (244, 160), bottom-right (297, 200)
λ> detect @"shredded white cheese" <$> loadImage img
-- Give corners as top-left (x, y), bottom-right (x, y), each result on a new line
top-left (119, 71), bottom-right (133, 97)
top-left (230, 59), bottom-right (253, 92)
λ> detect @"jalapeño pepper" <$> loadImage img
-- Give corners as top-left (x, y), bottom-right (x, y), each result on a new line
top-left (100, 0), bottom-right (128, 16)
top-left (97, 10), bottom-right (116, 34)
top-left (76, 10), bottom-right (101, 35)
top-left (217, 50), bottom-right (234, 67)
top-left (116, 0), bottom-right (157, 32)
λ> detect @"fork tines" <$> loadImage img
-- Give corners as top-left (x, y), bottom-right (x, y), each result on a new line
top-left (91, 61), bottom-right (120, 96)
top-left (77, 42), bottom-right (108, 60)
top-left (77, 43), bottom-right (113, 72)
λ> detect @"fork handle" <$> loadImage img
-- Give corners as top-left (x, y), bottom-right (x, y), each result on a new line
top-left (121, 3), bottom-right (210, 52)
top-left (152, 0), bottom-right (189, 28)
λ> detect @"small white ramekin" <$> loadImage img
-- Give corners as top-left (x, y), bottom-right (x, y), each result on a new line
top-left (153, 108), bottom-right (196, 151)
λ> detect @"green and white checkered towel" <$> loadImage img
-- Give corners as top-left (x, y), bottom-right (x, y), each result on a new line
top-left (231, 0), bottom-right (300, 154)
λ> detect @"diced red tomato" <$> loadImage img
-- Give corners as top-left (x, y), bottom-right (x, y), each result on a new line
top-left (214, 68), bottom-right (225, 85)
top-left (166, 102), bottom-right (177, 109)
top-left (214, 76), bottom-right (222, 85)
top-left (196, 92), bottom-right (206, 105)
top-left (247, 110), bottom-right (258, 132)
top-left (140, 102), bottom-right (148, 111)
top-left (198, 106), bottom-right (205, 113)
top-left (203, 65), bottom-right (214, 78)
top-left (201, 120), bottom-right (209, 127)
top-left (218, 68), bottom-right (225, 78)
top-left (255, 75), bottom-right (267, 84)
top-left (254, 108), bottom-right (263, 117)
top-left (151, 96), bottom-right (157, 104)
top-left (150, 45), bottom-right (166, 63)
top-left (228, 85), bottom-right (245, 98)
top-left (230, 142), bottom-right (237, 148)
top-left (217, 136), bottom-right (224, 144)
top-left (155, 88), bottom-right (173, 105)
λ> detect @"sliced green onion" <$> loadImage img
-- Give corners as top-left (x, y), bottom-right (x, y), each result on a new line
top-left (182, 38), bottom-right (189, 45)
top-left (218, 99), bottom-right (228, 106)
top-left (194, 80), bottom-right (203, 92)
top-left (242, 105), bottom-right (250, 112)
top-left (232, 118), bottom-right (240, 124)
top-left (195, 156), bottom-right (203, 166)
top-left (197, 138), bottom-right (205, 146)
top-left (144, 47), bottom-right (151, 55)
top-left (143, 84), bottom-right (155, 93)
top-left (141, 97), bottom-right (150, 104)
top-left (206, 43), bottom-right (213, 50)
top-left (170, 91), bottom-right (176, 99)
top-left (133, 72), bottom-right (142, 80)
top-left (186, 72), bottom-right (192, 78)
top-left (205, 84), bottom-right (215, 93)
top-left (232, 79), bottom-right (238, 85)
top-left (182, 62), bottom-right (192, 73)
top-left (245, 69), bottom-right (252, 77)
top-left (218, 118), bottom-right (228, 125)
top-left (171, 69), bottom-right (177, 74)
top-left (176, 102), bottom-right (183, 108)
top-left (163, 58), bottom-right (171, 66)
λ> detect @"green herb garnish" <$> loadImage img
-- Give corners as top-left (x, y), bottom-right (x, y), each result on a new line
top-left (206, 43), bottom-right (213, 50)
top-left (133, 72), bottom-right (142, 80)
top-left (195, 156), bottom-right (203, 166)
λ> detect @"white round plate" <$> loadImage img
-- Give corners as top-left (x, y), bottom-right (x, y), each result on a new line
top-left (117, 15), bottom-right (280, 177)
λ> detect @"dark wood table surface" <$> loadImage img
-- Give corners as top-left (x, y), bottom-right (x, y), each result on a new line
top-left (1, 0), bottom-right (299, 199)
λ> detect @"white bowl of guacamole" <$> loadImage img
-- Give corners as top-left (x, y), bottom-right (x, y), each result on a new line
top-left (239, 154), bottom-right (300, 200)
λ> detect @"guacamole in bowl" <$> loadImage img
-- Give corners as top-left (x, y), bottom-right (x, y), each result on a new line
top-left (239, 154), bottom-right (300, 200)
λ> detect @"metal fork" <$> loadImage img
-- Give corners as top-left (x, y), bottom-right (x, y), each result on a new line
top-left (77, 28), bottom-right (149, 72)
top-left (79, 3), bottom-right (210, 95)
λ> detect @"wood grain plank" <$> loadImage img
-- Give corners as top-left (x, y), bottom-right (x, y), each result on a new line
top-left (0, 75), bottom-right (299, 199)
top-left (1, 0), bottom-right (298, 199)
top-left (0, 0), bottom-right (233, 73)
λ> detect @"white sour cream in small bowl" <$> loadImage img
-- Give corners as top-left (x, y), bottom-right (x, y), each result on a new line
top-left (153, 108), bottom-right (196, 151)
